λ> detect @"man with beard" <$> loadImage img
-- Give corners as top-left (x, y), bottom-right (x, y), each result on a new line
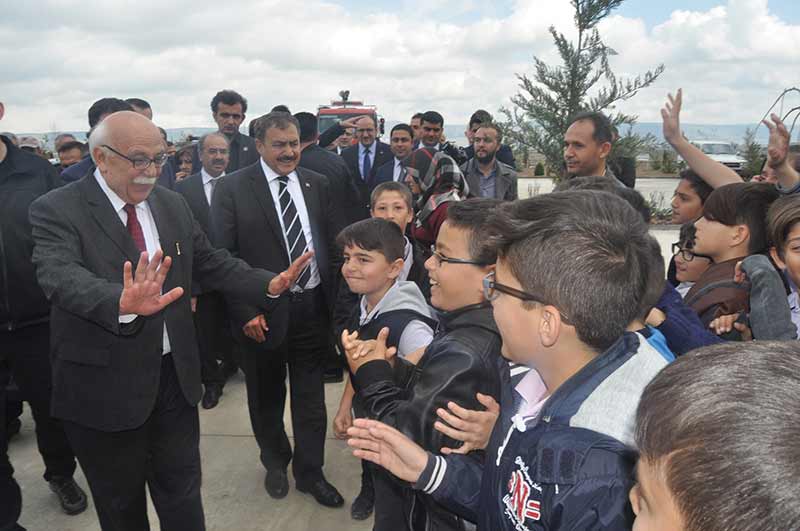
top-left (175, 132), bottom-right (238, 409)
top-left (460, 123), bottom-right (518, 201)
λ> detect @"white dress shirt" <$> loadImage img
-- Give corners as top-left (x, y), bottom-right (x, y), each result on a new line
top-left (358, 142), bottom-right (376, 180)
top-left (201, 168), bottom-right (225, 205)
top-left (260, 158), bottom-right (321, 290)
top-left (95, 168), bottom-right (171, 354)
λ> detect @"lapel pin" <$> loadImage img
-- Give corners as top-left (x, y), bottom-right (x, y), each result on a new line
top-left (305, 182), bottom-right (311, 188)
top-left (243, 146), bottom-right (248, 151)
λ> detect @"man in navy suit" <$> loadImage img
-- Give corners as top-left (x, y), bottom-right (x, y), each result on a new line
top-left (372, 124), bottom-right (414, 191)
top-left (341, 116), bottom-right (393, 224)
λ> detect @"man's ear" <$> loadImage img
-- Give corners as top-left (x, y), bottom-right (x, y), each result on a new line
top-left (0, 102), bottom-right (5, 121)
top-left (92, 146), bottom-right (107, 171)
top-left (770, 246), bottom-right (787, 270)
top-left (598, 141), bottom-right (612, 161)
top-left (539, 306), bottom-right (562, 348)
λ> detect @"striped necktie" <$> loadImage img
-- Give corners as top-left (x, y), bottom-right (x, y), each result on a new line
top-left (277, 175), bottom-right (311, 289)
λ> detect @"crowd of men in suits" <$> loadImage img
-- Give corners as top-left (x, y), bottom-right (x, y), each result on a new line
top-left (0, 89), bottom-right (522, 531)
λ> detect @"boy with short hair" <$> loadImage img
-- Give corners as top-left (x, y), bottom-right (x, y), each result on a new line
top-left (332, 217), bottom-right (436, 521)
top-left (344, 198), bottom-right (506, 531)
top-left (347, 190), bottom-right (670, 530)
top-left (632, 341), bottom-right (800, 531)
top-left (768, 196), bottom-right (800, 336)
top-left (689, 182), bottom-right (779, 335)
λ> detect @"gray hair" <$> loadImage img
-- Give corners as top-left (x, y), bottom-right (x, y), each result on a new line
top-left (198, 131), bottom-right (230, 152)
top-left (251, 112), bottom-right (300, 142)
top-left (88, 121), bottom-right (109, 163)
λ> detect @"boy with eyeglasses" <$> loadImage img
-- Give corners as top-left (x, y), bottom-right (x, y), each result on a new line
top-left (342, 198), bottom-right (506, 531)
top-left (346, 191), bottom-right (671, 531)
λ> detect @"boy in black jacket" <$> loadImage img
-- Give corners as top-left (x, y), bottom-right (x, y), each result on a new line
top-left (343, 199), bottom-right (505, 531)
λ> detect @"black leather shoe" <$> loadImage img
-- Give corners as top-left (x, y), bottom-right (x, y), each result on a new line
top-left (264, 469), bottom-right (289, 499)
top-left (49, 476), bottom-right (88, 515)
top-left (297, 477), bottom-right (344, 508)
top-left (350, 482), bottom-right (375, 520)
top-left (201, 385), bottom-right (222, 410)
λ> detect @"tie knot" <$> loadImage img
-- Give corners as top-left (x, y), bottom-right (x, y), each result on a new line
top-left (123, 203), bottom-right (137, 216)
top-left (277, 175), bottom-right (289, 186)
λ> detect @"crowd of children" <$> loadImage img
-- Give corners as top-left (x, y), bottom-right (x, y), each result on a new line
top-left (331, 90), bottom-right (800, 530)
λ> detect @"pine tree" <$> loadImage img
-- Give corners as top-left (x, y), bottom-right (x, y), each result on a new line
top-left (501, 0), bottom-right (664, 178)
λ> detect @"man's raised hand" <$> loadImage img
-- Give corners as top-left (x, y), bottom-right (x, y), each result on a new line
top-left (267, 251), bottom-right (314, 296)
top-left (119, 250), bottom-right (184, 316)
top-left (764, 113), bottom-right (791, 169)
top-left (347, 419), bottom-right (429, 484)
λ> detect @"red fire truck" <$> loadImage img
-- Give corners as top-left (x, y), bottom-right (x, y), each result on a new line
top-left (317, 90), bottom-right (384, 137)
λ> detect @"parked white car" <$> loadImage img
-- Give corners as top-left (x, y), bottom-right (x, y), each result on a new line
top-left (689, 140), bottom-right (747, 174)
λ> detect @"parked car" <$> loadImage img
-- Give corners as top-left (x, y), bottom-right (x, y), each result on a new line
top-left (688, 140), bottom-right (748, 174)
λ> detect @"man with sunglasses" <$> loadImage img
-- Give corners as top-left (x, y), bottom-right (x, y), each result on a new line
top-left (29, 111), bottom-right (311, 531)
top-left (344, 199), bottom-right (505, 531)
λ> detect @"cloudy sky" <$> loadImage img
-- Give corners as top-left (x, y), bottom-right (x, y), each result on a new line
top-left (1, 0), bottom-right (799, 133)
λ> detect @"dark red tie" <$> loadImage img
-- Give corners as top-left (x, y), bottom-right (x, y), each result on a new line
top-left (123, 204), bottom-right (146, 253)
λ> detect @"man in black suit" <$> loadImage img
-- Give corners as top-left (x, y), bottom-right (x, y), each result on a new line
top-left (175, 132), bottom-right (237, 409)
top-left (414, 110), bottom-right (468, 165)
top-left (372, 123), bottom-right (414, 190)
top-left (211, 112), bottom-right (345, 508)
top-left (29, 111), bottom-right (310, 531)
top-left (341, 116), bottom-right (393, 224)
top-left (1, 101), bottom-right (87, 530)
top-left (295, 112), bottom-right (353, 232)
top-left (192, 89), bottom-right (259, 174)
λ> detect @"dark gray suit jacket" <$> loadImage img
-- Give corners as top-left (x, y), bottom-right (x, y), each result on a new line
top-left (30, 174), bottom-right (279, 431)
top-left (460, 159), bottom-right (519, 201)
top-left (210, 162), bottom-right (343, 350)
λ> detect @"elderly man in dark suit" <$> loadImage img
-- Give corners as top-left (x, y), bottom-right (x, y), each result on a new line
top-left (29, 111), bottom-right (310, 531)
top-left (175, 131), bottom-right (237, 409)
top-left (211, 112), bottom-right (345, 508)
top-left (341, 116), bottom-right (393, 224)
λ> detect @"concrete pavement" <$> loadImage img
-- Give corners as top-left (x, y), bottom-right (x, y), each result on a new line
top-left (10, 373), bottom-right (374, 531)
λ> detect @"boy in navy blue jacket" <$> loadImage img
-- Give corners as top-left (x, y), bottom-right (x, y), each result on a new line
top-left (347, 190), bottom-right (669, 530)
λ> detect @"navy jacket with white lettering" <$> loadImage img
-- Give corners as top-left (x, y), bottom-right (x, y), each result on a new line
top-left (414, 332), bottom-right (668, 530)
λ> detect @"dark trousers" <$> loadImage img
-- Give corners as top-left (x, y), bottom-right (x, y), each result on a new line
top-left (241, 288), bottom-right (328, 485)
top-left (0, 323), bottom-right (77, 481)
top-left (63, 355), bottom-right (204, 531)
top-left (193, 292), bottom-right (235, 387)
top-left (0, 359), bottom-right (22, 531)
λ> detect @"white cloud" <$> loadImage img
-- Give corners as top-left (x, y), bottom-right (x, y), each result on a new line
top-left (1, 0), bottom-right (798, 134)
